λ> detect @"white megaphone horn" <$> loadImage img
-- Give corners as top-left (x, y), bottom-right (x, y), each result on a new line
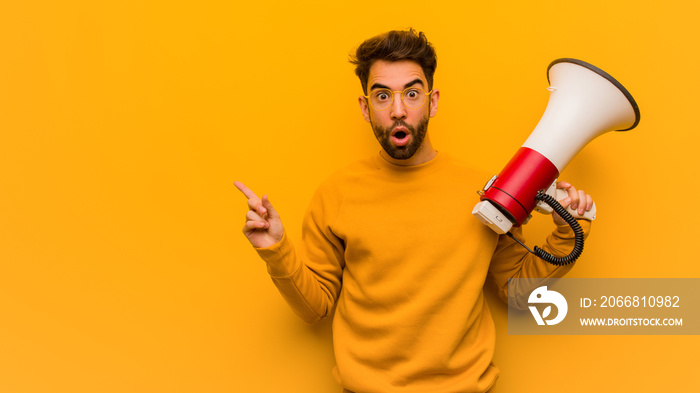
top-left (472, 58), bottom-right (640, 264)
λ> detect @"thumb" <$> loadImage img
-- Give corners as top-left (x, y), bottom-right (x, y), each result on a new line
top-left (261, 195), bottom-right (280, 219)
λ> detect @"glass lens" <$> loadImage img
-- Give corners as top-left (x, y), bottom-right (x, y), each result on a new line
top-left (402, 88), bottom-right (426, 109)
top-left (370, 89), bottom-right (393, 110)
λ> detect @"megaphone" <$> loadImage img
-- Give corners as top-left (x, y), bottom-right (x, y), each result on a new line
top-left (472, 58), bottom-right (640, 264)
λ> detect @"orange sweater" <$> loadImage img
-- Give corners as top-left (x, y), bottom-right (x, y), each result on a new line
top-left (255, 152), bottom-right (589, 393)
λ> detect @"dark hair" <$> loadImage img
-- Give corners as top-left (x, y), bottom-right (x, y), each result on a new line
top-left (349, 29), bottom-right (437, 95)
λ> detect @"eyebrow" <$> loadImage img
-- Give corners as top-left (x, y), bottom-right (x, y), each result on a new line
top-left (369, 78), bottom-right (425, 91)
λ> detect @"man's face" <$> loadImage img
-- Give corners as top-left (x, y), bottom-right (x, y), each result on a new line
top-left (359, 60), bottom-right (439, 161)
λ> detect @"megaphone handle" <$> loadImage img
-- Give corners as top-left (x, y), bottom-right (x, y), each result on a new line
top-left (534, 182), bottom-right (596, 221)
top-left (554, 188), bottom-right (596, 221)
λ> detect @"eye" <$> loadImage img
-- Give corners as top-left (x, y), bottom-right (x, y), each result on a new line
top-left (374, 90), bottom-right (391, 101)
top-left (405, 89), bottom-right (420, 99)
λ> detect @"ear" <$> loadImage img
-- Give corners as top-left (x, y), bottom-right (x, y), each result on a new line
top-left (428, 89), bottom-right (440, 118)
top-left (359, 96), bottom-right (371, 123)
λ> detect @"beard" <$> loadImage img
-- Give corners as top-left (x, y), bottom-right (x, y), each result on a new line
top-left (371, 116), bottom-right (430, 160)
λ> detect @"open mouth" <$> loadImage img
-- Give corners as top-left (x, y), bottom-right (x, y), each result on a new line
top-left (390, 127), bottom-right (411, 147)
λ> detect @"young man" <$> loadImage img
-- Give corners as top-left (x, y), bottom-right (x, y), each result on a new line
top-left (235, 29), bottom-right (593, 393)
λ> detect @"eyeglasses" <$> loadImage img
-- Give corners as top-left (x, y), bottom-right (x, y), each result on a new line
top-left (364, 87), bottom-right (432, 111)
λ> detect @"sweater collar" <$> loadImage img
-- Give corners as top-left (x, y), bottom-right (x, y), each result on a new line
top-left (371, 150), bottom-right (447, 175)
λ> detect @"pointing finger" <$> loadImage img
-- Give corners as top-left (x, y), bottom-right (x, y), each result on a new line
top-left (235, 181), bottom-right (267, 215)
top-left (234, 181), bottom-right (259, 201)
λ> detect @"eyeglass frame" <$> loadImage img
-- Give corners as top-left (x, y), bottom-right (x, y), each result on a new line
top-left (363, 87), bottom-right (434, 111)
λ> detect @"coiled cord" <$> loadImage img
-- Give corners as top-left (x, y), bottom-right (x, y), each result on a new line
top-left (507, 190), bottom-right (585, 266)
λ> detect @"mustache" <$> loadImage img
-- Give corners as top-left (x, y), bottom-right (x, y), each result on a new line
top-left (390, 120), bottom-right (414, 132)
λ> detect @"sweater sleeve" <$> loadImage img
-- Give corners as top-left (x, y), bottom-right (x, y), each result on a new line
top-left (487, 219), bottom-right (592, 308)
top-left (254, 181), bottom-right (345, 325)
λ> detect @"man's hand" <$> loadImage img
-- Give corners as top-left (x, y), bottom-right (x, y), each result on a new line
top-left (553, 181), bottom-right (594, 226)
top-left (234, 181), bottom-right (285, 248)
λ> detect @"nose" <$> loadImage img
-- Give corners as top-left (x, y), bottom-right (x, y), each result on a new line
top-left (390, 91), bottom-right (407, 120)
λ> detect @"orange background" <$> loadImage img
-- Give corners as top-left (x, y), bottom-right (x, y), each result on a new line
top-left (1, 1), bottom-right (698, 392)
